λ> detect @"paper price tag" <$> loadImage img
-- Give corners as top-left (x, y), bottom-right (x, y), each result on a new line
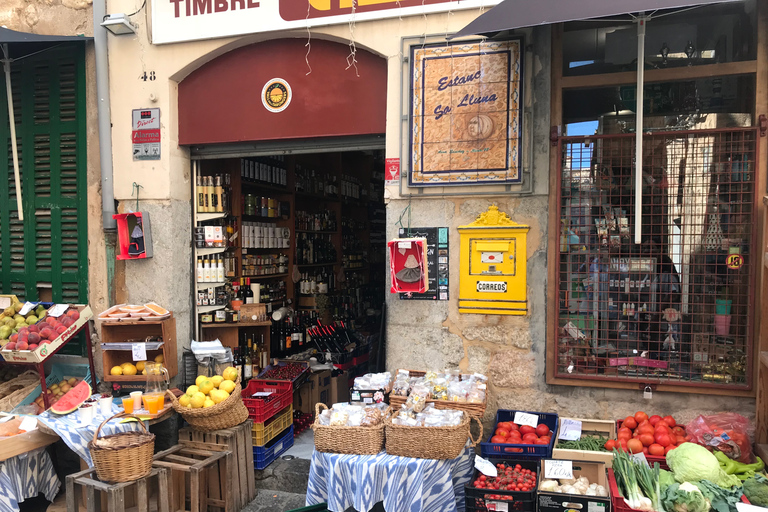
top-left (486, 502), bottom-right (509, 512)
top-left (18, 302), bottom-right (37, 316)
top-left (47, 304), bottom-right (69, 318)
top-left (19, 416), bottom-right (38, 432)
top-left (544, 459), bottom-right (573, 480)
top-left (474, 455), bottom-right (498, 477)
top-left (398, 241), bottom-right (412, 249)
top-left (132, 343), bottom-right (147, 362)
top-left (631, 452), bottom-right (650, 467)
top-left (558, 419), bottom-right (583, 441)
top-left (513, 411), bottom-right (539, 428)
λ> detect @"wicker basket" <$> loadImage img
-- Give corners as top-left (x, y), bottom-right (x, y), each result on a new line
top-left (389, 369), bottom-right (487, 418)
top-left (0, 371), bottom-right (43, 413)
top-left (165, 378), bottom-right (249, 432)
top-left (385, 410), bottom-right (482, 460)
top-left (89, 412), bottom-right (155, 483)
top-left (311, 403), bottom-right (388, 455)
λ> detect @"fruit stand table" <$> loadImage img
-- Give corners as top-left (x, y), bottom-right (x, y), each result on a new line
top-left (305, 444), bottom-right (475, 512)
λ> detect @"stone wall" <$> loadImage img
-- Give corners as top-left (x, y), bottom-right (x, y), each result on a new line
top-left (0, 0), bottom-right (93, 36)
top-left (384, 25), bottom-right (756, 431)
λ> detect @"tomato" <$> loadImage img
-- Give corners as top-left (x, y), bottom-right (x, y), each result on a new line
top-left (491, 435), bottom-right (507, 443)
top-left (497, 422), bottom-right (511, 431)
top-left (627, 438), bottom-right (643, 454)
top-left (534, 438), bottom-right (549, 445)
top-left (504, 437), bottom-right (519, 444)
top-left (519, 425), bottom-right (535, 435)
top-left (522, 433), bottom-right (539, 442)
top-left (508, 423), bottom-right (519, 431)
top-left (604, 439), bottom-right (616, 451)
top-left (675, 436), bottom-right (686, 445)
top-left (637, 424), bottom-right (655, 436)
top-left (618, 432), bottom-right (631, 442)
top-left (655, 434), bottom-right (672, 447)
top-left (649, 415), bottom-right (662, 426)
top-left (495, 429), bottom-right (509, 438)
top-left (539, 436), bottom-right (551, 444)
top-left (649, 443), bottom-right (665, 456)
top-left (672, 426), bottom-right (686, 437)
top-left (618, 427), bottom-right (632, 437)
top-left (623, 417), bottom-right (638, 430)
top-left (665, 445), bottom-right (676, 454)
top-left (521, 438), bottom-right (533, 445)
top-left (663, 416), bottom-right (676, 427)
top-left (642, 447), bottom-right (650, 455)
top-left (536, 424), bottom-right (551, 437)
top-left (654, 424), bottom-right (670, 434)
top-left (634, 411), bottom-right (649, 423)
top-left (639, 434), bottom-right (655, 447)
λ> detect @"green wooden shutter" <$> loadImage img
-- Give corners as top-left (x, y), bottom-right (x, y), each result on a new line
top-left (0, 44), bottom-right (88, 353)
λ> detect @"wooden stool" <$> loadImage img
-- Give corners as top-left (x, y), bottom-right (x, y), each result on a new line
top-left (178, 421), bottom-right (255, 510)
top-left (65, 466), bottom-right (170, 512)
top-left (152, 440), bottom-right (233, 512)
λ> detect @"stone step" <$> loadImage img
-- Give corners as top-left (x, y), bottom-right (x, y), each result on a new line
top-left (254, 456), bottom-right (311, 494)
top-left (243, 490), bottom-right (309, 512)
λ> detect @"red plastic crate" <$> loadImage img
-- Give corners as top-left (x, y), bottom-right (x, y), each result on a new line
top-left (616, 419), bottom-right (687, 466)
top-left (242, 379), bottom-right (293, 423)
top-left (608, 465), bottom-right (670, 512)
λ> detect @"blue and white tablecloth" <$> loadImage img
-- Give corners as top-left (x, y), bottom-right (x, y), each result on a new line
top-left (306, 445), bottom-right (474, 512)
top-left (37, 403), bottom-right (144, 467)
top-left (0, 447), bottom-right (60, 512)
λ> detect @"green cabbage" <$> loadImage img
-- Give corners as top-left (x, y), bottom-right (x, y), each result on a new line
top-left (662, 482), bottom-right (711, 512)
top-left (666, 444), bottom-right (741, 489)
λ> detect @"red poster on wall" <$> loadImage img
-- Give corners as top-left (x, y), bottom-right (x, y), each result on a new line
top-left (385, 158), bottom-right (400, 182)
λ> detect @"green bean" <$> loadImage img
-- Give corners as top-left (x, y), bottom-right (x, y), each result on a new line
top-left (556, 435), bottom-right (609, 451)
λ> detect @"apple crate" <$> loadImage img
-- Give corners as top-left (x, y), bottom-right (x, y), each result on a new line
top-left (242, 379), bottom-right (293, 423)
top-left (12, 362), bottom-right (93, 413)
top-left (0, 305), bottom-right (92, 364)
top-left (480, 410), bottom-right (559, 460)
top-left (253, 425), bottom-right (294, 470)
top-left (465, 459), bottom-right (539, 512)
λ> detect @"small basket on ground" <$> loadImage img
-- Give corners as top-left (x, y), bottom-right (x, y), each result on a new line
top-left (166, 377), bottom-right (249, 432)
top-left (385, 409), bottom-right (482, 460)
top-left (312, 403), bottom-right (388, 455)
top-left (88, 412), bottom-right (155, 483)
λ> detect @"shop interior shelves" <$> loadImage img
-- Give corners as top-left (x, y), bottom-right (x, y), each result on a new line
top-left (197, 212), bottom-right (227, 222)
top-left (197, 247), bottom-right (227, 256)
top-left (202, 321), bottom-right (271, 329)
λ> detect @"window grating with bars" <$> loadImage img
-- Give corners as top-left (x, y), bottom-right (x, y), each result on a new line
top-left (555, 127), bottom-right (757, 390)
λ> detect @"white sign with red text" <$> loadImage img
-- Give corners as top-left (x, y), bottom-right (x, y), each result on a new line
top-left (132, 109), bottom-right (161, 161)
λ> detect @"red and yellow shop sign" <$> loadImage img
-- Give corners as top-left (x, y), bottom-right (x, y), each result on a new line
top-left (409, 39), bottom-right (523, 186)
top-left (151, 0), bottom-right (501, 44)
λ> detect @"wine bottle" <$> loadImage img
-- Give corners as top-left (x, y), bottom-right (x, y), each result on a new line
top-left (244, 337), bottom-right (253, 382)
top-left (244, 278), bottom-right (254, 304)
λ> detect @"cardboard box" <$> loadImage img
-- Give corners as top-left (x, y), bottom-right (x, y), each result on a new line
top-left (294, 382), bottom-right (313, 415)
top-left (552, 418), bottom-right (617, 467)
top-left (294, 369), bottom-right (332, 415)
top-left (330, 371), bottom-right (350, 405)
top-left (538, 460), bottom-right (610, 512)
top-left (1, 305), bottom-right (92, 363)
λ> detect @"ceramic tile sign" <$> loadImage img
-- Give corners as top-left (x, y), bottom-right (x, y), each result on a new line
top-left (399, 227), bottom-right (449, 301)
top-left (409, 39), bottom-right (523, 187)
top-left (132, 108), bottom-right (161, 161)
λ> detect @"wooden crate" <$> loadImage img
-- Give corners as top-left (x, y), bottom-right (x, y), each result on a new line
top-left (101, 316), bottom-right (178, 383)
top-left (178, 420), bottom-right (256, 511)
top-left (66, 466), bottom-right (170, 512)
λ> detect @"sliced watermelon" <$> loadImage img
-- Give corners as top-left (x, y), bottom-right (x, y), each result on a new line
top-left (50, 380), bottom-right (91, 414)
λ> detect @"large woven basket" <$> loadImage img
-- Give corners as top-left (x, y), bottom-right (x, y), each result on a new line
top-left (0, 371), bottom-right (42, 413)
top-left (389, 369), bottom-right (487, 418)
top-left (89, 412), bottom-right (155, 483)
top-left (165, 378), bottom-right (248, 432)
top-left (312, 403), bottom-right (388, 455)
top-left (385, 410), bottom-right (482, 460)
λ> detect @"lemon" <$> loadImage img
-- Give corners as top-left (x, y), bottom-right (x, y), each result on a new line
top-left (203, 398), bottom-right (215, 408)
top-left (211, 375), bottom-right (224, 388)
top-left (122, 363), bottom-right (138, 376)
top-left (154, 354), bottom-right (164, 364)
top-left (186, 385), bottom-right (199, 397)
top-left (179, 395), bottom-right (191, 407)
top-left (190, 392), bottom-right (206, 408)
top-left (136, 361), bottom-right (146, 372)
top-left (199, 379), bottom-right (214, 395)
top-left (222, 367), bottom-right (238, 382)
top-left (196, 375), bottom-right (208, 387)
top-left (141, 369), bottom-right (147, 375)
top-left (110, 366), bottom-right (123, 376)
top-left (120, 362), bottom-right (132, 369)
top-left (219, 380), bottom-right (235, 394)
top-left (210, 389), bottom-right (227, 404)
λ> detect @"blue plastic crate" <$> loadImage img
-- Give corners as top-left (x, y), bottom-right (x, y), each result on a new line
top-left (480, 410), bottom-right (559, 460)
top-left (253, 424), bottom-right (294, 470)
top-left (12, 362), bottom-right (93, 413)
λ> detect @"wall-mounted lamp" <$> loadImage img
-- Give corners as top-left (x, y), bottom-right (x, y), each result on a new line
top-left (101, 13), bottom-right (136, 35)
top-left (660, 43), bottom-right (669, 66)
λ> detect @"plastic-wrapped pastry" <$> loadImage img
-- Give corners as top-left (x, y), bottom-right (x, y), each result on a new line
top-left (360, 407), bottom-right (383, 427)
top-left (391, 375), bottom-right (410, 396)
top-left (330, 410), bottom-right (349, 426)
top-left (467, 382), bottom-right (486, 404)
top-left (431, 377), bottom-right (449, 400)
top-left (423, 371), bottom-right (438, 383)
top-left (448, 381), bottom-right (468, 402)
top-left (406, 383), bottom-right (429, 413)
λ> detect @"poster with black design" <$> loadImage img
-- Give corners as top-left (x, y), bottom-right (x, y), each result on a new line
top-left (399, 227), bottom-right (449, 301)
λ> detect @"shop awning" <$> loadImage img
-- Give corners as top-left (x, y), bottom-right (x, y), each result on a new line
top-left (450, 0), bottom-right (742, 39)
top-left (0, 27), bottom-right (90, 221)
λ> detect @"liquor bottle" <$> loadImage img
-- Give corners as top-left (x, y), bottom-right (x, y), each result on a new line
top-left (250, 337), bottom-right (260, 377)
top-left (244, 337), bottom-right (253, 382)
top-left (214, 175), bottom-right (223, 213)
top-left (233, 347), bottom-right (242, 380)
top-left (244, 278), bottom-right (254, 304)
top-left (197, 258), bottom-right (204, 283)
top-left (197, 175), bottom-right (206, 212)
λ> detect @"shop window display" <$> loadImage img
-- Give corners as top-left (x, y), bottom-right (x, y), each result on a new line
top-left (556, 128), bottom-right (756, 389)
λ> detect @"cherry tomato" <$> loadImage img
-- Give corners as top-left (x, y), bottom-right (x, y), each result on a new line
top-left (634, 411), bottom-right (649, 423)
top-left (649, 415), bottom-right (662, 426)
top-left (536, 424), bottom-right (551, 437)
top-left (663, 416), bottom-right (676, 427)
top-left (623, 417), bottom-right (638, 430)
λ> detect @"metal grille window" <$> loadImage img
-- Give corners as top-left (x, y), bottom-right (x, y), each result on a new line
top-left (555, 127), bottom-right (757, 391)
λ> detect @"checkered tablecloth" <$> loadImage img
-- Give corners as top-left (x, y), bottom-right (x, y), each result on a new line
top-left (306, 444), bottom-right (474, 512)
top-left (0, 447), bottom-right (59, 512)
top-left (37, 403), bottom-right (144, 467)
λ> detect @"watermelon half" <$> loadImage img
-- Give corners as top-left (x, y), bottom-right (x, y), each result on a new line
top-left (50, 380), bottom-right (91, 414)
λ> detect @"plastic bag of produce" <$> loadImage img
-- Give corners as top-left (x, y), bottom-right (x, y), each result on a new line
top-left (686, 413), bottom-right (754, 463)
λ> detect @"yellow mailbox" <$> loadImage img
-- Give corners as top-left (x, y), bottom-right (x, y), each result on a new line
top-left (458, 205), bottom-right (529, 315)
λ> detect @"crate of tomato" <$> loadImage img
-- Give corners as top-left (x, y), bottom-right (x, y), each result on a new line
top-left (465, 459), bottom-right (539, 512)
top-left (480, 410), bottom-right (559, 460)
top-left (614, 411), bottom-right (688, 465)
